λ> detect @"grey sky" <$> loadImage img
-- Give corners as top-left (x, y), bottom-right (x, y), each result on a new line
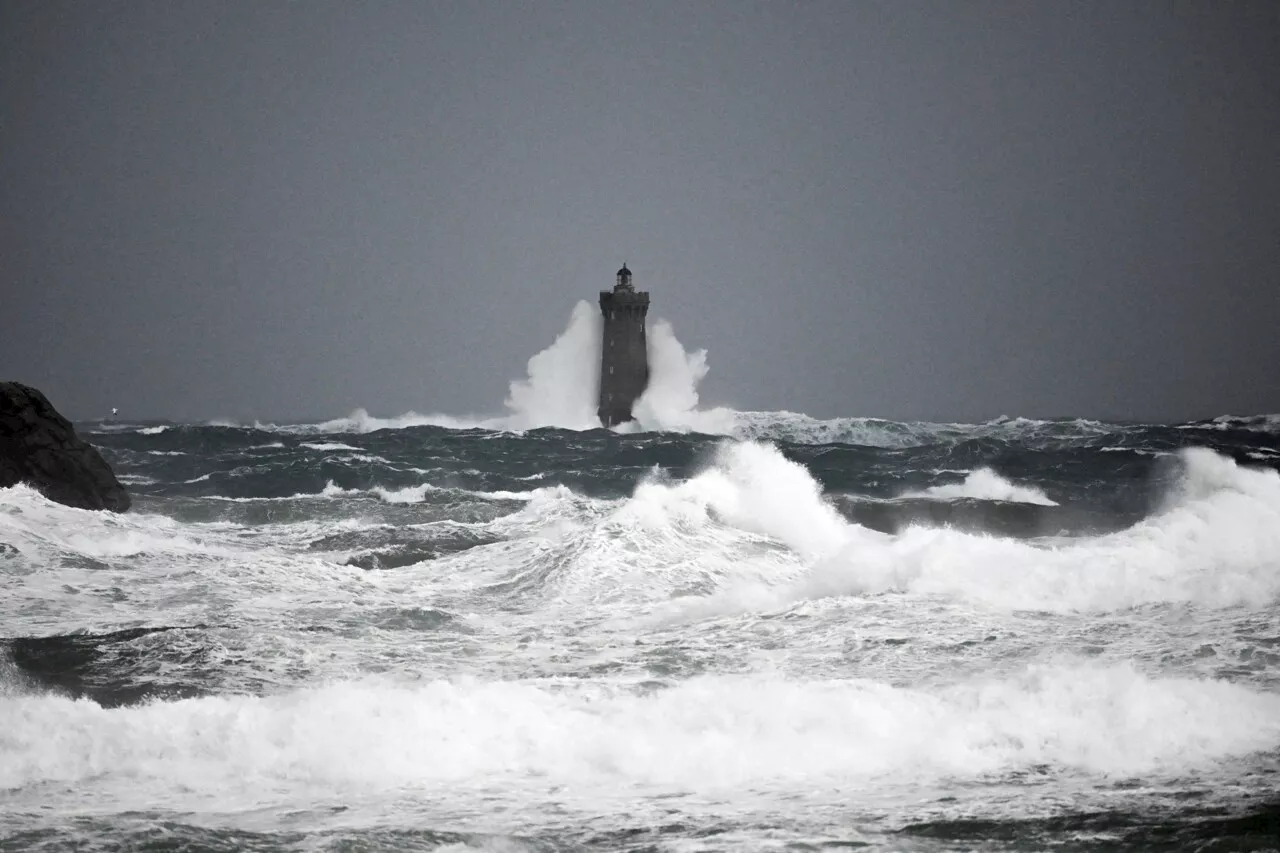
top-left (3, 1), bottom-right (1277, 423)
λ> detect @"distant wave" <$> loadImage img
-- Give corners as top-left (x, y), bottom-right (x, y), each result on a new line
top-left (105, 411), bottom-right (1109, 448)
top-left (189, 481), bottom-right (543, 504)
top-left (187, 408), bottom-right (1155, 448)
top-left (901, 468), bottom-right (1058, 506)
top-left (138, 408), bottom-right (1280, 450)
top-left (1179, 414), bottom-right (1280, 432)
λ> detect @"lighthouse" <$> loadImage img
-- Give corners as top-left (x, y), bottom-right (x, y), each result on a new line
top-left (597, 263), bottom-right (650, 427)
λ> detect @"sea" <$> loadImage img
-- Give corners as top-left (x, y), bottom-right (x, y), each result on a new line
top-left (3, 304), bottom-right (1280, 852)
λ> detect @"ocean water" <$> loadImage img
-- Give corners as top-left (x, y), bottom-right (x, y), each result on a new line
top-left (3, 307), bottom-right (1280, 851)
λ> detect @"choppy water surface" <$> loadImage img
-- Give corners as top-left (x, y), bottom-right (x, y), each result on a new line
top-left (3, 413), bottom-right (1280, 851)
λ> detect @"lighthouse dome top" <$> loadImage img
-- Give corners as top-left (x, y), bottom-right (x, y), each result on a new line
top-left (615, 263), bottom-right (633, 290)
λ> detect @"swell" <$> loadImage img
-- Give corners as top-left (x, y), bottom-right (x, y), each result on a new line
top-left (899, 797), bottom-right (1280, 851)
top-left (2, 626), bottom-right (215, 708)
top-left (831, 495), bottom-right (1135, 538)
top-left (83, 415), bottom-right (1280, 518)
top-left (70, 425), bottom-right (1156, 523)
top-left (307, 524), bottom-right (504, 570)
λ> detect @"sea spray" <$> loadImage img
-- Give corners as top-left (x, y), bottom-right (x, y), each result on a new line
top-left (632, 319), bottom-right (736, 434)
top-left (501, 303), bottom-right (734, 433)
top-left (502, 300), bottom-right (603, 431)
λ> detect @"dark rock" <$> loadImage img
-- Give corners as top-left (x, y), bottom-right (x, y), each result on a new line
top-left (0, 382), bottom-right (130, 511)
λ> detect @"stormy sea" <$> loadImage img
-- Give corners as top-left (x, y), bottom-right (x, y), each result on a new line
top-left (3, 304), bottom-right (1280, 852)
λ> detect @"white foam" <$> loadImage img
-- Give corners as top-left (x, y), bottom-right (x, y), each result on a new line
top-left (204, 481), bottom-right (364, 501)
top-left (0, 485), bottom-right (384, 637)
top-left (0, 485), bottom-right (237, 573)
top-left (307, 409), bottom-right (481, 434)
top-left (2, 663), bottom-right (1275, 799)
top-left (731, 411), bottom-right (930, 446)
top-left (368, 484), bottom-right (434, 504)
top-left (1100, 446), bottom-right (1165, 456)
top-left (318, 481), bottom-right (355, 498)
top-left (904, 468), bottom-right (1058, 506)
top-left (301, 442), bottom-right (363, 452)
top-left (474, 488), bottom-right (542, 501)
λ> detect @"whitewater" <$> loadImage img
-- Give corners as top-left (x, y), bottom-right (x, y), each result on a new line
top-left (3, 304), bottom-right (1280, 851)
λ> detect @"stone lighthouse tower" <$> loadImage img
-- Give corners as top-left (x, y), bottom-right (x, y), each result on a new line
top-left (597, 263), bottom-right (650, 427)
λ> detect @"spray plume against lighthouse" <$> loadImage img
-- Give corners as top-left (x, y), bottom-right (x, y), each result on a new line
top-left (597, 263), bottom-right (650, 426)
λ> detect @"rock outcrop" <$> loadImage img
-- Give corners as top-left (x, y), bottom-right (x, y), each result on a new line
top-left (0, 382), bottom-right (130, 512)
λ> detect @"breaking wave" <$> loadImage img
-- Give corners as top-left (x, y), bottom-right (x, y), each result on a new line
top-left (4, 663), bottom-right (1277, 797)
top-left (565, 443), bottom-right (1280, 615)
top-left (8, 441), bottom-right (1280, 617)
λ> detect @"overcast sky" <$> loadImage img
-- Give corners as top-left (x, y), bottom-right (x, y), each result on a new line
top-left (3, 1), bottom-right (1277, 423)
